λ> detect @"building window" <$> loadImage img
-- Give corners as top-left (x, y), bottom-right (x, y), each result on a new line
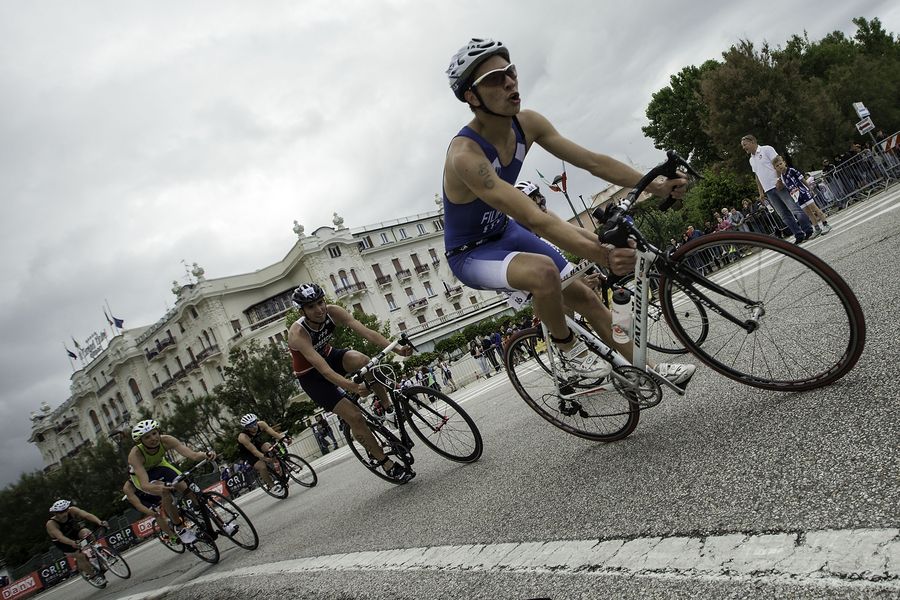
top-left (470, 296), bottom-right (478, 305)
top-left (433, 219), bottom-right (444, 231)
top-left (398, 321), bottom-right (407, 331)
top-left (405, 287), bottom-right (415, 300)
top-left (200, 379), bottom-right (208, 393)
top-left (453, 302), bottom-right (461, 311)
top-left (338, 270), bottom-right (350, 288)
top-left (178, 321), bottom-right (185, 333)
top-left (163, 365), bottom-right (172, 378)
top-left (152, 374), bottom-right (160, 385)
top-left (328, 245), bottom-right (342, 258)
top-left (353, 303), bottom-right (364, 315)
top-left (386, 293), bottom-right (398, 311)
top-left (129, 379), bottom-right (143, 403)
top-left (417, 315), bottom-right (426, 324)
top-left (380, 232), bottom-right (390, 244)
top-left (424, 281), bottom-right (435, 297)
top-left (429, 248), bottom-right (439, 263)
top-left (399, 227), bottom-right (408, 239)
top-left (416, 223), bottom-right (426, 235)
top-left (357, 236), bottom-right (373, 251)
top-left (436, 307), bottom-right (444, 317)
top-left (190, 306), bottom-right (199, 319)
top-left (216, 366), bottom-right (225, 381)
top-left (231, 319), bottom-right (241, 334)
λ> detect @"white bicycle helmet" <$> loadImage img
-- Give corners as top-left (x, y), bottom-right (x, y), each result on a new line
top-left (514, 180), bottom-right (540, 197)
top-left (49, 499), bottom-right (71, 513)
top-left (131, 419), bottom-right (160, 442)
top-left (240, 413), bottom-right (258, 428)
top-left (292, 283), bottom-right (325, 307)
top-left (447, 38), bottom-right (510, 100)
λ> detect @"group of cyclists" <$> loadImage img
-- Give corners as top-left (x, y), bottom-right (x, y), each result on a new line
top-left (45, 36), bottom-right (699, 588)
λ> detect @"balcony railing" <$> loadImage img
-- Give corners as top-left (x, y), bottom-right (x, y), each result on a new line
top-left (404, 296), bottom-right (506, 336)
top-left (431, 257), bottom-right (440, 267)
top-left (444, 285), bottom-right (464, 299)
top-left (334, 281), bottom-right (368, 298)
top-left (197, 344), bottom-right (221, 363)
top-left (395, 269), bottom-right (412, 282)
top-left (97, 378), bottom-right (116, 396)
top-left (407, 298), bottom-right (428, 312)
top-left (375, 274), bottom-right (393, 288)
top-left (414, 264), bottom-right (430, 275)
top-left (185, 359), bottom-right (199, 372)
top-left (146, 334), bottom-right (176, 361)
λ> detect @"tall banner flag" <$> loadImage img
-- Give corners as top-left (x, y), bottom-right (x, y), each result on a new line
top-left (65, 346), bottom-right (77, 359)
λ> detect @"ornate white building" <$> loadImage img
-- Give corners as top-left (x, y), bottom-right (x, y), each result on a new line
top-left (29, 208), bottom-right (509, 470)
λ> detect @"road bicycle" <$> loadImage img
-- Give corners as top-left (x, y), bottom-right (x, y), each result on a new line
top-left (503, 151), bottom-right (866, 441)
top-left (257, 437), bottom-right (318, 500)
top-left (171, 458), bottom-right (259, 555)
top-left (78, 527), bottom-right (131, 589)
top-left (339, 334), bottom-right (483, 484)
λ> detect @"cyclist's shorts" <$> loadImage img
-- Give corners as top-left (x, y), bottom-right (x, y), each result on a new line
top-left (134, 488), bottom-right (162, 511)
top-left (131, 464), bottom-right (182, 492)
top-left (52, 539), bottom-right (81, 554)
top-left (447, 220), bottom-right (569, 292)
top-left (296, 348), bottom-right (350, 412)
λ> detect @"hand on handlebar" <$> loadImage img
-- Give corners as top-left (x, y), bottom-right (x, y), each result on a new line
top-left (394, 345), bottom-right (413, 357)
top-left (350, 381), bottom-right (371, 397)
top-left (647, 174), bottom-right (689, 200)
top-left (604, 240), bottom-right (637, 277)
top-left (204, 450), bottom-right (217, 461)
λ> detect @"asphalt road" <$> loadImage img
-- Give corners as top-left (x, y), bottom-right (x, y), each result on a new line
top-left (40, 187), bottom-right (900, 600)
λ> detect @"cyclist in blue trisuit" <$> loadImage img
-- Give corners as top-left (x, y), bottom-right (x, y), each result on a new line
top-left (442, 38), bottom-right (695, 385)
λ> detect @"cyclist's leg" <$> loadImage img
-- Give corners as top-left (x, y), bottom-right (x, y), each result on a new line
top-left (136, 488), bottom-right (176, 538)
top-left (252, 458), bottom-right (275, 488)
top-left (507, 253), bottom-right (571, 347)
top-left (341, 349), bottom-right (393, 412)
top-left (331, 398), bottom-right (397, 473)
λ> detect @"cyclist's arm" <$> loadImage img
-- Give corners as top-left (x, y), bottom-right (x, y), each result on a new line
top-left (69, 506), bottom-right (105, 527)
top-left (122, 482), bottom-right (155, 517)
top-left (162, 434), bottom-right (211, 462)
top-left (258, 421), bottom-right (286, 441)
top-left (237, 432), bottom-right (268, 461)
top-left (521, 110), bottom-right (687, 198)
top-left (448, 141), bottom-right (620, 271)
top-left (288, 322), bottom-right (363, 392)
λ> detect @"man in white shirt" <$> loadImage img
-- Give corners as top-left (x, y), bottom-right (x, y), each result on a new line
top-left (740, 134), bottom-right (814, 244)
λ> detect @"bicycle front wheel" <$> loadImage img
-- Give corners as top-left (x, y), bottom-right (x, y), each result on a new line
top-left (184, 530), bottom-right (220, 564)
top-left (97, 545), bottom-right (131, 579)
top-left (660, 232), bottom-right (865, 390)
top-left (154, 520), bottom-right (185, 553)
top-left (401, 386), bottom-right (483, 462)
top-left (283, 454), bottom-right (318, 487)
top-left (204, 491), bottom-right (259, 550)
top-left (503, 328), bottom-right (640, 442)
top-left (340, 419), bottom-right (414, 484)
top-left (616, 273), bottom-right (708, 354)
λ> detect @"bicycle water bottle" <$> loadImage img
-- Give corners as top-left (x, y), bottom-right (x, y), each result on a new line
top-left (611, 287), bottom-right (632, 343)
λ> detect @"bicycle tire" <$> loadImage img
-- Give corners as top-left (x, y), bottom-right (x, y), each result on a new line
top-left (203, 491), bottom-right (259, 550)
top-left (153, 519), bottom-right (185, 554)
top-left (183, 529), bottom-right (220, 564)
top-left (503, 328), bottom-right (640, 442)
top-left (282, 453), bottom-right (318, 487)
top-left (401, 386), bottom-right (483, 462)
top-left (615, 273), bottom-right (708, 354)
top-left (660, 232), bottom-right (865, 390)
top-left (97, 545), bottom-right (131, 579)
top-left (260, 465), bottom-right (289, 499)
top-left (340, 419), bottom-right (414, 484)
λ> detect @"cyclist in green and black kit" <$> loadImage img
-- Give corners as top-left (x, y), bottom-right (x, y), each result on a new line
top-left (127, 419), bottom-right (215, 544)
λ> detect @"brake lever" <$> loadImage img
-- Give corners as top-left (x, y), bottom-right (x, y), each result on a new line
top-left (658, 150), bottom-right (701, 212)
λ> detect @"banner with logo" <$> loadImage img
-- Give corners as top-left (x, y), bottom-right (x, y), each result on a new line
top-left (105, 527), bottom-right (138, 551)
top-left (132, 515), bottom-right (157, 539)
top-left (37, 558), bottom-right (71, 588)
top-left (1, 573), bottom-right (43, 600)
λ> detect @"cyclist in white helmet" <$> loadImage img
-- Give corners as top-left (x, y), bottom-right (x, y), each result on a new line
top-left (126, 419), bottom-right (215, 544)
top-left (237, 413), bottom-right (291, 494)
top-left (46, 500), bottom-right (109, 587)
top-left (442, 38), bottom-right (695, 386)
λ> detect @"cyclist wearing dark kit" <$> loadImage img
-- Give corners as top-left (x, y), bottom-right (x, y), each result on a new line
top-left (287, 283), bottom-right (414, 480)
top-left (46, 500), bottom-right (108, 586)
top-left (237, 413), bottom-right (289, 493)
top-left (442, 38), bottom-right (695, 385)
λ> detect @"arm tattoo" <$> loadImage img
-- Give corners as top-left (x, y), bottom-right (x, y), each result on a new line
top-left (477, 161), bottom-right (496, 189)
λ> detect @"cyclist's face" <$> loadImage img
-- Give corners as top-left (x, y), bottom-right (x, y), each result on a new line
top-left (140, 430), bottom-right (160, 447)
top-left (301, 299), bottom-right (327, 320)
top-left (468, 56), bottom-right (519, 113)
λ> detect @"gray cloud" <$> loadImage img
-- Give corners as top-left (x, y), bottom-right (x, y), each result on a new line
top-left (0, 1), bottom-right (894, 485)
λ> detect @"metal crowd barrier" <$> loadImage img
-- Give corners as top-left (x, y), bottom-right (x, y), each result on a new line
top-left (812, 131), bottom-right (900, 211)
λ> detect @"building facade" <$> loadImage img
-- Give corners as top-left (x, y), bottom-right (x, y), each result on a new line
top-left (28, 207), bottom-right (509, 470)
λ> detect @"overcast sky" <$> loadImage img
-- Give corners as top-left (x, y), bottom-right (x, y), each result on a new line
top-left (1, 1), bottom-right (896, 487)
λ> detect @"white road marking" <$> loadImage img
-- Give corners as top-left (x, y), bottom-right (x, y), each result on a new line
top-left (114, 527), bottom-right (900, 599)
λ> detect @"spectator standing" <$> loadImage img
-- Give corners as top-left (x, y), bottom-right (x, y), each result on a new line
top-left (315, 414), bottom-right (338, 450)
top-left (773, 156), bottom-right (831, 236)
top-left (438, 358), bottom-right (458, 392)
top-left (481, 335), bottom-right (501, 373)
top-left (741, 134), bottom-right (814, 244)
top-left (470, 339), bottom-right (491, 379)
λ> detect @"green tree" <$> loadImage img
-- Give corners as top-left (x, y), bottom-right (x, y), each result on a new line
top-left (643, 61), bottom-right (721, 169)
top-left (216, 341), bottom-right (314, 435)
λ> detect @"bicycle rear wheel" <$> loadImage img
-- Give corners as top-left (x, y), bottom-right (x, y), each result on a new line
top-left (503, 328), bottom-right (640, 442)
top-left (260, 466), bottom-right (289, 499)
top-left (283, 454), bottom-right (318, 487)
top-left (204, 491), bottom-right (259, 550)
top-left (97, 545), bottom-right (131, 579)
top-left (183, 530), bottom-right (220, 564)
top-left (340, 419), bottom-right (414, 484)
top-left (401, 386), bottom-right (483, 462)
top-left (660, 232), bottom-right (865, 390)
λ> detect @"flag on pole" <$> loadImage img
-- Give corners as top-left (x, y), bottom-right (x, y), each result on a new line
top-left (65, 345), bottom-right (77, 359)
top-left (103, 308), bottom-right (114, 326)
top-left (112, 315), bottom-right (124, 329)
top-left (71, 336), bottom-right (81, 350)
